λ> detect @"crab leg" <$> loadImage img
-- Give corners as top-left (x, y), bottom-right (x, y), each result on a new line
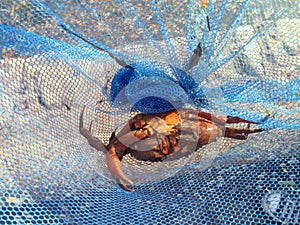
top-left (180, 109), bottom-right (261, 125)
top-left (79, 106), bottom-right (107, 153)
top-left (106, 146), bottom-right (135, 192)
top-left (224, 126), bottom-right (263, 140)
top-left (226, 116), bottom-right (260, 124)
top-left (180, 109), bottom-right (228, 125)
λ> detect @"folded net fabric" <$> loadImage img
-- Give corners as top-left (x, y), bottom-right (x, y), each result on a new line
top-left (1, 0), bottom-right (299, 224)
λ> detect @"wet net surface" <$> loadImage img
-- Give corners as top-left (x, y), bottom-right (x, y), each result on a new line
top-left (1, 0), bottom-right (300, 224)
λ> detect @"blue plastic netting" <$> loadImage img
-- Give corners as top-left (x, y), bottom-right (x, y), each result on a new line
top-left (1, 0), bottom-right (299, 224)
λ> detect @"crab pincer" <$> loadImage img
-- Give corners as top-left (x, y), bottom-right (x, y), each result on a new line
top-left (79, 106), bottom-right (135, 192)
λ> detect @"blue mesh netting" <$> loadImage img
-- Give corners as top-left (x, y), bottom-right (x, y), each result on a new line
top-left (1, 0), bottom-right (299, 224)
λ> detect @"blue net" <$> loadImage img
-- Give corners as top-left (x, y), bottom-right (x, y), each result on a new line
top-left (1, 0), bottom-right (299, 224)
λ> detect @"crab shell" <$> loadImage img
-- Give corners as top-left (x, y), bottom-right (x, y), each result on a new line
top-left (80, 107), bottom-right (263, 192)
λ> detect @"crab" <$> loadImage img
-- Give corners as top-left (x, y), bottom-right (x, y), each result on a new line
top-left (79, 106), bottom-right (264, 192)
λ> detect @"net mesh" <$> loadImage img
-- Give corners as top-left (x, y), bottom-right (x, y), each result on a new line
top-left (1, 0), bottom-right (299, 224)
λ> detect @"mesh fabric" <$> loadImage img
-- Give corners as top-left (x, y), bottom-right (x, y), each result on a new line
top-left (1, 0), bottom-right (299, 224)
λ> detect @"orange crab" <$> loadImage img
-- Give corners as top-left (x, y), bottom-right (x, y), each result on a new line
top-left (79, 107), bottom-right (263, 192)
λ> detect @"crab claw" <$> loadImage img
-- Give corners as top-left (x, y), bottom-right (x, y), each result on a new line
top-left (80, 106), bottom-right (134, 192)
top-left (225, 126), bottom-right (263, 140)
top-left (106, 146), bottom-right (135, 192)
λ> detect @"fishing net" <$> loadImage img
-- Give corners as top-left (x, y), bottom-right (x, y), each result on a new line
top-left (1, 0), bottom-right (299, 224)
